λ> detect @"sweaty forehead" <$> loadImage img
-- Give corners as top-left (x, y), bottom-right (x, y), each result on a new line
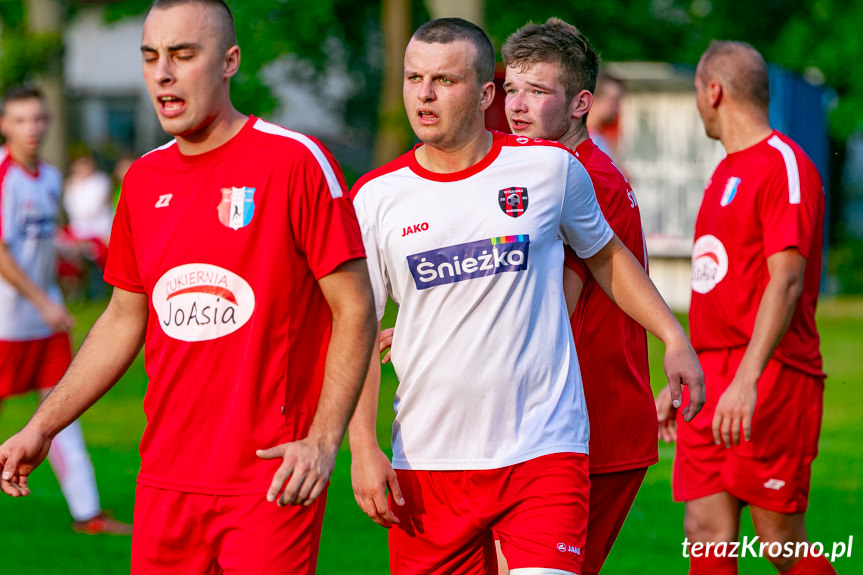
top-left (405, 39), bottom-right (476, 76)
top-left (505, 61), bottom-right (563, 85)
top-left (142, 4), bottom-right (218, 48)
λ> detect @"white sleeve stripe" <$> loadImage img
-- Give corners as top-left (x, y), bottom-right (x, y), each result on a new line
top-left (767, 135), bottom-right (801, 205)
top-left (252, 119), bottom-right (343, 199)
top-left (141, 139), bottom-right (177, 158)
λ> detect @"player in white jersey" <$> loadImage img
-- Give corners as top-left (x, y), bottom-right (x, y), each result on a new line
top-left (348, 18), bottom-right (704, 575)
top-left (0, 86), bottom-right (130, 534)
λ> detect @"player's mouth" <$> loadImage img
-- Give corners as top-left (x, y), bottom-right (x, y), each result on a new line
top-left (509, 118), bottom-right (531, 131)
top-left (158, 95), bottom-right (187, 117)
top-left (417, 109), bottom-right (439, 125)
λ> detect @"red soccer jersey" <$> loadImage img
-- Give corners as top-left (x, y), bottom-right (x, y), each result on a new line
top-left (104, 117), bottom-right (365, 494)
top-left (689, 131), bottom-right (824, 378)
top-left (564, 139), bottom-right (657, 474)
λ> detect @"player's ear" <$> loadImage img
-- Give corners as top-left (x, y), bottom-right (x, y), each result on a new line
top-left (569, 89), bottom-right (593, 121)
top-left (224, 45), bottom-right (241, 79)
top-left (479, 80), bottom-right (495, 113)
top-left (708, 81), bottom-right (723, 108)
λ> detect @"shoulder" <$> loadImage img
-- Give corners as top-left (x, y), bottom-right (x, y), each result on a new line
top-left (497, 132), bottom-right (578, 176)
top-left (249, 118), bottom-right (324, 152)
top-left (0, 149), bottom-right (15, 185)
top-left (758, 132), bottom-right (823, 202)
top-left (498, 131), bottom-right (571, 154)
top-left (134, 139), bottom-right (178, 170)
top-left (248, 118), bottom-right (346, 197)
top-left (582, 143), bottom-right (627, 189)
top-left (350, 151), bottom-right (413, 202)
top-left (40, 162), bottom-right (62, 184)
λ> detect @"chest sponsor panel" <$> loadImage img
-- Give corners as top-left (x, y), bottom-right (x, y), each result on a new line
top-left (691, 234), bottom-right (728, 294)
top-left (407, 235), bottom-right (530, 290)
top-left (152, 263), bottom-right (256, 342)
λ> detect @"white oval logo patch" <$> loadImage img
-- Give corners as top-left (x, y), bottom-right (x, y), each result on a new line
top-left (153, 263), bottom-right (255, 342)
top-left (691, 234), bottom-right (728, 294)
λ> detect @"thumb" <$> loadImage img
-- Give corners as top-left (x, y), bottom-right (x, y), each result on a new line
top-left (2, 449), bottom-right (20, 481)
top-left (256, 445), bottom-right (286, 460)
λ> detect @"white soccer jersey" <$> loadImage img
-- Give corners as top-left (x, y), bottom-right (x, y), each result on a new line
top-left (351, 132), bottom-right (614, 470)
top-left (0, 148), bottom-right (64, 341)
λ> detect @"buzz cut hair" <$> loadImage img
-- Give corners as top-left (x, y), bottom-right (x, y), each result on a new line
top-left (149, 0), bottom-right (237, 52)
top-left (502, 17), bottom-right (599, 102)
top-left (412, 18), bottom-right (495, 85)
top-left (1, 85), bottom-right (44, 116)
top-left (698, 40), bottom-right (770, 112)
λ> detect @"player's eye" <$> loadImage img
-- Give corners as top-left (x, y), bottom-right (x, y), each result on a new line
top-left (439, 77), bottom-right (453, 85)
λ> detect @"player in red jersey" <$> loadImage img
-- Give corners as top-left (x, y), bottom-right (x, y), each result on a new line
top-left (500, 18), bottom-right (657, 575)
top-left (0, 1), bottom-right (376, 573)
top-left (656, 41), bottom-right (835, 575)
top-left (350, 18), bottom-right (703, 575)
top-left (0, 86), bottom-right (132, 535)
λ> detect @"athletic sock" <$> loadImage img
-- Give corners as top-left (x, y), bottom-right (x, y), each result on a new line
top-left (689, 551), bottom-right (738, 575)
top-left (47, 419), bottom-right (101, 522)
top-left (781, 554), bottom-right (837, 575)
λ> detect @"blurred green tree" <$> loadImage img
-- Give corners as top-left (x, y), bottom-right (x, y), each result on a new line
top-left (485, 0), bottom-right (861, 139)
top-left (0, 2), bottom-right (64, 92)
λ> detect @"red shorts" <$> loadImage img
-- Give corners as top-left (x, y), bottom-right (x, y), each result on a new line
top-left (131, 484), bottom-right (327, 575)
top-left (673, 348), bottom-right (823, 514)
top-left (582, 467), bottom-right (648, 575)
top-left (0, 333), bottom-right (72, 400)
top-left (389, 452), bottom-right (589, 575)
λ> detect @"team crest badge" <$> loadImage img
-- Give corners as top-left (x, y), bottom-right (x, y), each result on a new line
top-left (720, 177), bottom-right (741, 207)
top-left (499, 187), bottom-right (529, 218)
top-left (218, 187), bottom-right (256, 230)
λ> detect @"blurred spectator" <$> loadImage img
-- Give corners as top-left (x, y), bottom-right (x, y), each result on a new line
top-left (0, 86), bottom-right (131, 535)
top-left (587, 71), bottom-right (625, 159)
top-left (59, 150), bottom-right (113, 300)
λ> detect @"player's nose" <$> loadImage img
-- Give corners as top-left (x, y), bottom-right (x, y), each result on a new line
top-left (506, 91), bottom-right (526, 113)
top-left (417, 79), bottom-right (435, 102)
top-left (153, 56), bottom-right (175, 85)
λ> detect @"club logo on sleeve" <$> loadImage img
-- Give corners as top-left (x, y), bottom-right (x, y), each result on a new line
top-left (218, 187), bottom-right (256, 230)
top-left (720, 177), bottom-right (742, 207)
top-left (691, 234), bottom-right (728, 294)
top-left (407, 235), bottom-right (530, 290)
top-left (153, 263), bottom-right (256, 342)
top-left (498, 187), bottom-right (529, 218)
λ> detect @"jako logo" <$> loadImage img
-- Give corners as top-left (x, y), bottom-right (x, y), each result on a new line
top-left (153, 263), bottom-right (255, 342)
top-left (402, 222), bottom-right (429, 237)
top-left (556, 542), bottom-right (581, 555)
top-left (764, 479), bottom-right (786, 491)
top-left (407, 235), bottom-right (530, 290)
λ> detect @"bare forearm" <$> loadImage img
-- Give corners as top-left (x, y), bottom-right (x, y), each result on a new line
top-left (307, 300), bottom-right (376, 453)
top-left (735, 274), bottom-right (803, 387)
top-left (348, 323), bottom-right (383, 451)
top-left (0, 244), bottom-right (54, 310)
top-left (28, 293), bottom-right (147, 438)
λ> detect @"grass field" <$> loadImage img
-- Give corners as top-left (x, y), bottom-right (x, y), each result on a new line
top-left (0, 298), bottom-right (860, 574)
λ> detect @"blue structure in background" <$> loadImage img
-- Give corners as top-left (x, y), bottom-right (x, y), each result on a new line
top-left (768, 65), bottom-right (832, 254)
